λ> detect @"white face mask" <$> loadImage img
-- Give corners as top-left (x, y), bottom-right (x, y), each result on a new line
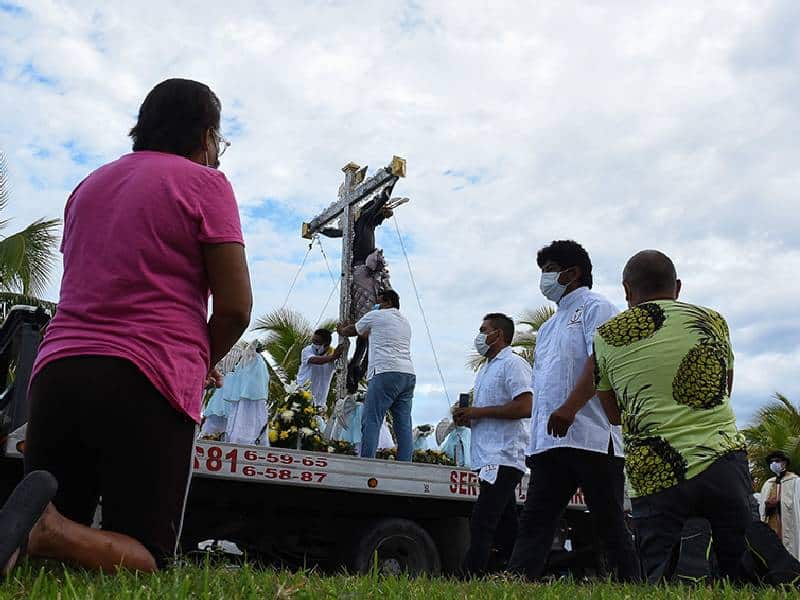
top-left (312, 344), bottom-right (326, 355)
top-left (770, 461), bottom-right (785, 476)
top-left (539, 270), bottom-right (572, 303)
top-left (474, 331), bottom-right (497, 356)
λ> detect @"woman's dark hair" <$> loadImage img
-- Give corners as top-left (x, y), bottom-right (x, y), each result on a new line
top-left (129, 78), bottom-right (221, 157)
top-left (536, 240), bottom-right (593, 289)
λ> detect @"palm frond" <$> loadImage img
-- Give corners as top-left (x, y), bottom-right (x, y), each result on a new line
top-left (252, 308), bottom-right (314, 382)
top-left (743, 392), bottom-right (800, 488)
top-left (466, 351), bottom-right (486, 372)
top-left (0, 218), bottom-right (61, 297)
top-left (517, 306), bottom-right (555, 330)
top-left (318, 318), bottom-right (338, 333)
top-left (465, 305), bottom-right (554, 372)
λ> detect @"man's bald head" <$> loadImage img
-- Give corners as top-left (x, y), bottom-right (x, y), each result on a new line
top-left (622, 250), bottom-right (680, 303)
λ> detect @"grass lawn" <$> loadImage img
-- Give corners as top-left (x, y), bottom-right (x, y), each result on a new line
top-left (0, 562), bottom-right (798, 600)
top-left (0, 561), bottom-right (796, 600)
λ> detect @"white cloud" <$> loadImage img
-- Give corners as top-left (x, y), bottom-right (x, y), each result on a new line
top-left (1, 0), bottom-right (798, 429)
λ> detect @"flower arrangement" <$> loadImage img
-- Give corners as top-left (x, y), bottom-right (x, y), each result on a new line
top-left (413, 449), bottom-right (456, 466)
top-left (374, 448), bottom-right (455, 466)
top-left (323, 440), bottom-right (357, 455)
top-left (266, 381), bottom-right (362, 455)
top-left (268, 382), bottom-right (326, 451)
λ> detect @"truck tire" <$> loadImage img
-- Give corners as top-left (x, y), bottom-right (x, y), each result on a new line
top-left (349, 517), bottom-right (441, 576)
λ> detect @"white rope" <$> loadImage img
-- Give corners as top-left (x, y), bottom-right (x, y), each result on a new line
top-left (317, 236), bottom-right (339, 286)
top-left (313, 280), bottom-right (340, 328)
top-left (390, 213), bottom-right (452, 412)
top-left (312, 237), bottom-right (341, 328)
top-left (280, 240), bottom-right (314, 309)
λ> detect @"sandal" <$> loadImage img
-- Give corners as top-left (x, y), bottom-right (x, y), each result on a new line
top-left (0, 471), bottom-right (58, 576)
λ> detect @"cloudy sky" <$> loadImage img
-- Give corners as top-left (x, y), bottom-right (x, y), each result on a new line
top-left (1, 0), bottom-right (798, 428)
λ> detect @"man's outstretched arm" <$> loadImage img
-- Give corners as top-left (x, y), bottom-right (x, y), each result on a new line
top-left (308, 342), bottom-right (347, 365)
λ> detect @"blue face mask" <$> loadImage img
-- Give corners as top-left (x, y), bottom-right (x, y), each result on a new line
top-left (372, 303), bottom-right (382, 311)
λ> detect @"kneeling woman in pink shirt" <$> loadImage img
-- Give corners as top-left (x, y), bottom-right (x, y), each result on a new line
top-left (22, 79), bottom-right (252, 572)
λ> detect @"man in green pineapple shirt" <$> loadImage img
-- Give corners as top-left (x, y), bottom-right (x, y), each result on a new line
top-left (591, 250), bottom-right (751, 582)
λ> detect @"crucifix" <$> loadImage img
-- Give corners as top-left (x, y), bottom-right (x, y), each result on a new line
top-left (302, 156), bottom-right (407, 402)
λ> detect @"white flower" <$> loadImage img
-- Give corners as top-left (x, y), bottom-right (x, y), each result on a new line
top-left (280, 410), bottom-right (295, 423)
top-left (284, 381), bottom-right (300, 394)
top-left (327, 446), bottom-right (335, 453)
top-left (300, 427), bottom-right (314, 437)
top-left (291, 402), bottom-right (301, 411)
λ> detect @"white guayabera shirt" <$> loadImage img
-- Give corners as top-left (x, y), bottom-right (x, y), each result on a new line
top-left (471, 346), bottom-right (533, 474)
top-left (529, 286), bottom-right (624, 457)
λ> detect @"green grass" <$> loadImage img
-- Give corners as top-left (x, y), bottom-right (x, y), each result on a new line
top-left (0, 561), bottom-right (795, 599)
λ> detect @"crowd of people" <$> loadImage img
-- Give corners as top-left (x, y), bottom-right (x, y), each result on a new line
top-left (0, 77), bottom-right (799, 588)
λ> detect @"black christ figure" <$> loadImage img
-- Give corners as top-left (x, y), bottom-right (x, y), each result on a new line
top-left (322, 185), bottom-right (395, 394)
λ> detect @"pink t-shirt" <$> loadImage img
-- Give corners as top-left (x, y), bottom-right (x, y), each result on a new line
top-left (32, 151), bottom-right (245, 423)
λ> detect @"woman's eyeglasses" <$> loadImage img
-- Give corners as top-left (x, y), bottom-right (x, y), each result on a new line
top-left (215, 131), bottom-right (231, 157)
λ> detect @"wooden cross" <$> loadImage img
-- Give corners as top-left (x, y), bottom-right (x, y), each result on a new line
top-left (302, 156), bottom-right (406, 401)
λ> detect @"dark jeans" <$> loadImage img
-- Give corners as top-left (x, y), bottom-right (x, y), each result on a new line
top-left (632, 450), bottom-right (752, 583)
top-left (508, 447), bottom-right (640, 582)
top-left (462, 465), bottom-right (523, 576)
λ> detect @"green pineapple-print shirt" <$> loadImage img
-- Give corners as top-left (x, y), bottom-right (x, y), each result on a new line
top-left (593, 300), bottom-right (746, 498)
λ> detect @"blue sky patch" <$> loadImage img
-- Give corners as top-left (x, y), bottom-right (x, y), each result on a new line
top-left (62, 140), bottom-right (94, 165)
top-left (19, 62), bottom-right (56, 86)
top-left (443, 169), bottom-right (483, 191)
top-left (0, 2), bottom-right (26, 17)
top-left (246, 197), bottom-right (305, 233)
top-left (400, 0), bottom-right (425, 32)
top-left (31, 145), bottom-right (50, 159)
top-left (222, 114), bottom-right (244, 138)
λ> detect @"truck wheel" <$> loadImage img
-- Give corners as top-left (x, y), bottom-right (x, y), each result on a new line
top-left (349, 518), bottom-right (441, 576)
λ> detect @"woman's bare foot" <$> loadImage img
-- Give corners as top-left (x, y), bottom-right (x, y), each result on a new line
top-left (27, 502), bottom-right (60, 558)
top-left (26, 502), bottom-right (156, 572)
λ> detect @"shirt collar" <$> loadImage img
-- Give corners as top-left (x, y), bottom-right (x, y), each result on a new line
top-left (487, 345), bottom-right (513, 364)
top-left (557, 286), bottom-right (589, 312)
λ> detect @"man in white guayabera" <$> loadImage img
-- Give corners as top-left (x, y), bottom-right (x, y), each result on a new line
top-left (453, 313), bottom-right (532, 577)
top-left (338, 289), bottom-right (415, 460)
top-left (508, 240), bottom-right (639, 582)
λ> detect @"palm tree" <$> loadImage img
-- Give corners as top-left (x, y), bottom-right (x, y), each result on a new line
top-left (467, 305), bottom-right (555, 371)
top-left (0, 150), bottom-right (60, 307)
top-left (743, 393), bottom-right (800, 489)
top-left (252, 308), bottom-right (338, 408)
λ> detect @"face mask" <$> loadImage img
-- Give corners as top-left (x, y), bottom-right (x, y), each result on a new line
top-left (372, 303), bottom-right (382, 311)
top-left (539, 270), bottom-right (571, 303)
top-left (312, 344), bottom-right (326, 355)
top-left (474, 331), bottom-right (497, 356)
top-left (770, 461), bottom-right (785, 476)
